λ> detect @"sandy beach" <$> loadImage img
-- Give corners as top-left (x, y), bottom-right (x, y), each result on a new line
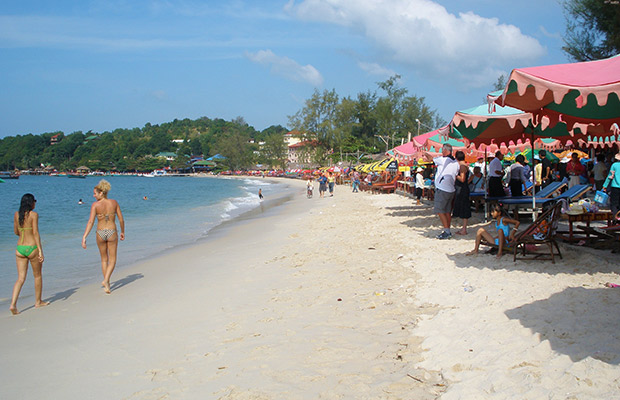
top-left (1, 178), bottom-right (619, 399)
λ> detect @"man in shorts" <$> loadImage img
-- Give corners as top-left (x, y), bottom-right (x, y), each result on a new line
top-left (433, 144), bottom-right (459, 239)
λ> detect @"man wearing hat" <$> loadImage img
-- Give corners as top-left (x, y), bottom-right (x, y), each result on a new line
top-left (414, 166), bottom-right (425, 205)
top-left (603, 152), bottom-right (620, 222)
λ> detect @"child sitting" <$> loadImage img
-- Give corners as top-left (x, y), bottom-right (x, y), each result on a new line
top-left (467, 203), bottom-right (520, 258)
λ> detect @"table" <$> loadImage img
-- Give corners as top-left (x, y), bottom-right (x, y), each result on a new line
top-left (558, 212), bottom-right (613, 242)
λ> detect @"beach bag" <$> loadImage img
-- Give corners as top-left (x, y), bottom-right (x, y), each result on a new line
top-left (578, 198), bottom-right (598, 213)
top-left (593, 190), bottom-right (610, 206)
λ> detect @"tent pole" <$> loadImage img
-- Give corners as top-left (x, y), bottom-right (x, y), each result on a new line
top-left (531, 131), bottom-right (537, 222)
top-left (484, 148), bottom-right (488, 223)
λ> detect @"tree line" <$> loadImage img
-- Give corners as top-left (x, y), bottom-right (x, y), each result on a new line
top-left (0, 76), bottom-right (445, 172)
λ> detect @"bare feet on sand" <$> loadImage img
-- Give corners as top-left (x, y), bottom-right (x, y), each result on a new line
top-left (455, 230), bottom-right (467, 235)
top-left (103, 283), bottom-right (111, 294)
top-left (466, 249), bottom-right (478, 256)
top-left (10, 307), bottom-right (19, 315)
top-left (35, 301), bottom-right (50, 308)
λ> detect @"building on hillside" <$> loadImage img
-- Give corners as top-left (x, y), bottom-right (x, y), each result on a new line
top-left (288, 140), bottom-right (319, 166)
top-left (155, 152), bottom-right (177, 161)
top-left (283, 131), bottom-right (303, 147)
top-left (50, 134), bottom-right (61, 145)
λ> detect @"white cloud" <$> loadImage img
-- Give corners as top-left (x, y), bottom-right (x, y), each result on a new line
top-left (286, 0), bottom-right (546, 88)
top-left (246, 49), bottom-right (324, 86)
top-left (357, 61), bottom-right (395, 77)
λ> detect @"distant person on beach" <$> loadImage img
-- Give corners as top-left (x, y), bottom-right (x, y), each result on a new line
top-left (414, 167), bottom-right (425, 205)
top-left (307, 178), bottom-right (314, 198)
top-left (566, 152), bottom-right (586, 189)
top-left (467, 203), bottom-right (520, 259)
top-left (351, 170), bottom-right (360, 193)
top-left (318, 174), bottom-right (328, 198)
top-left (452, 151), bottom-right (471, 235)
top-left (603, 153), bottom-right (620, 223)
top-left (433, 143), bottom-right (459, 240)
top-left (592, 153), bottom-right (608, 191)
top-left (10, 193), bottom-right (48, 315)
top-left (509, 154), bottom-right (527, 197)
top-left (488, 151), bottom-right (505, 197)
top-left (328, 172), bottom-right (335, 197)
top-left (78, 199), bottom-right (84, 205)
top-left (258, 188), bottom-right (264, 200)
top-left (82, 179), bottom-right (125, 294)
top-left (539, 150), bottom-right (552, 188)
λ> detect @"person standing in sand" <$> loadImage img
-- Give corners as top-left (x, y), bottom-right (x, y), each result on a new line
top-left (318, 173), bottom-right (328, 198)
top-left (603, 153), bottom-right (620, 223)
top-left (433, 143), bottom-right (459, 240)
top-left (328, 172), bottom-right (335, 196)
top-left (452, 151), bottom-right (471, 235)
top-left (488, 150), bottom-right (505, 197)
top-left (10, 193), bottom-right (48, 315)
top-left (414, 167), bottom-right (425, 205)
top-left (82, 179), bottom-right (125, 294)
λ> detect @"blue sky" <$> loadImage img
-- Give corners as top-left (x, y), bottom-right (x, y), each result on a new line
top-left (0, 0), bottom-right (569, 138)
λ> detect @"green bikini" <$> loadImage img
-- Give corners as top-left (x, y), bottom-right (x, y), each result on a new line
top-left (16, 227), bottom-right (37, 257)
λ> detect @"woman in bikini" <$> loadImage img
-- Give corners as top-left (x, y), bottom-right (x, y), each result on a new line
top-left (10, 193), bottom-right (48, 315)
top-left (82, 179), bottom-right (125, 294)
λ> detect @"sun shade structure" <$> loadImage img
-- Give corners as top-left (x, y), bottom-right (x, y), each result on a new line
top-left (489, 54), bottom-right (620, 138)
top-left (449, 104), bottom-right (571, 153)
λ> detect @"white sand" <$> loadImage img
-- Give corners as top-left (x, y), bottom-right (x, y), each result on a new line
top-left (1, 179), bottom-right (619, 399)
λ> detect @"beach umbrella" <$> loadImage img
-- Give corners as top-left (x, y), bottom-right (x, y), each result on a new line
top-left (489, 54), bottom-right (620, 141)
top-left (553, 149), bottom-right (588, 160)
top-left (515, 148), bottom-right (559, 163)
top-left (447, 104), bottom-right (573, 219)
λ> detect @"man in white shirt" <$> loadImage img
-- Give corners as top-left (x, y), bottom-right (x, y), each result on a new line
top-left (488, 151), bottom-right (505, 197)
top-left (433, 144), bottom-right (459, 239)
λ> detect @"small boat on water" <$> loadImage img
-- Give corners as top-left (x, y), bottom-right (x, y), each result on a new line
top-left (68, 173), bottom-right (87, 179)
top-left (0, 171), bottom-right (19, 179)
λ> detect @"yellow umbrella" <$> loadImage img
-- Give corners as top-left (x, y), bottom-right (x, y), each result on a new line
top-left (554, 149), bottom-right (588, 159)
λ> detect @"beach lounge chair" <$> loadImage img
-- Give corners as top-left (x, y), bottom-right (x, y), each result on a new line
top-left (512, 201), bottom-right (563, 264)
top-left (534, 184), bottom-right (592, 206)
top-left (494, 181), bottom-right (567, 205)
top-left (370, 174), bottom-right (401, 194)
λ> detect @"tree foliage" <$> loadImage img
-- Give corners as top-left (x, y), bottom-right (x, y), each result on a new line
top-left (1, 77), bottom-right (446, 171)
top-left (288, 75), bottom-right (445, 164)
top-left (562, 0), bottom-right (620, 61)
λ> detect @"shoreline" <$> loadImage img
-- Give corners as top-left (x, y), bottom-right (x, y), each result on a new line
top-left (1, 181), bottom-right (619, 399)
top-left (0, 176), bottom-right (297, 304)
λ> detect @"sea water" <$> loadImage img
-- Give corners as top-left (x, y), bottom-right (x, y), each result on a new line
top-left (0, 175), bottom-right (290, 303)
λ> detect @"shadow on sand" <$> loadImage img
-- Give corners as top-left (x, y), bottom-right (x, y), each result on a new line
top-left (505, 286), bottom-right (620, 365)
top-left (110, 273), bottom-right (144, 292)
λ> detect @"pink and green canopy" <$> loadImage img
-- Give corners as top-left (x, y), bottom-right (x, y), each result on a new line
top-left (489, 54), bottom-right (620, 139)
top-left (449, 103), bottom-right (567, 150)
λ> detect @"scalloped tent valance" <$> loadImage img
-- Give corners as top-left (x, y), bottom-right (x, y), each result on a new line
top-left (490, 54), bottom-right (620, 134)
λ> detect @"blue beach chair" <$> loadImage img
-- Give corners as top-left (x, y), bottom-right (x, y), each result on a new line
top-left (535, 184), bottom-right (592, 206)
top-left (498, 181), bottom-right (568, 206)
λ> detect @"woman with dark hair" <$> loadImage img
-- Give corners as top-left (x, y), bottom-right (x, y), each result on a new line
top-left (509, 154), bottom-right (527, 197)
top-left (82, 179), bottom-right (125, 294)
top-left (452, 151), bottom-right (472, 235)
top-left (10, 193), bottom-right (48, 315)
